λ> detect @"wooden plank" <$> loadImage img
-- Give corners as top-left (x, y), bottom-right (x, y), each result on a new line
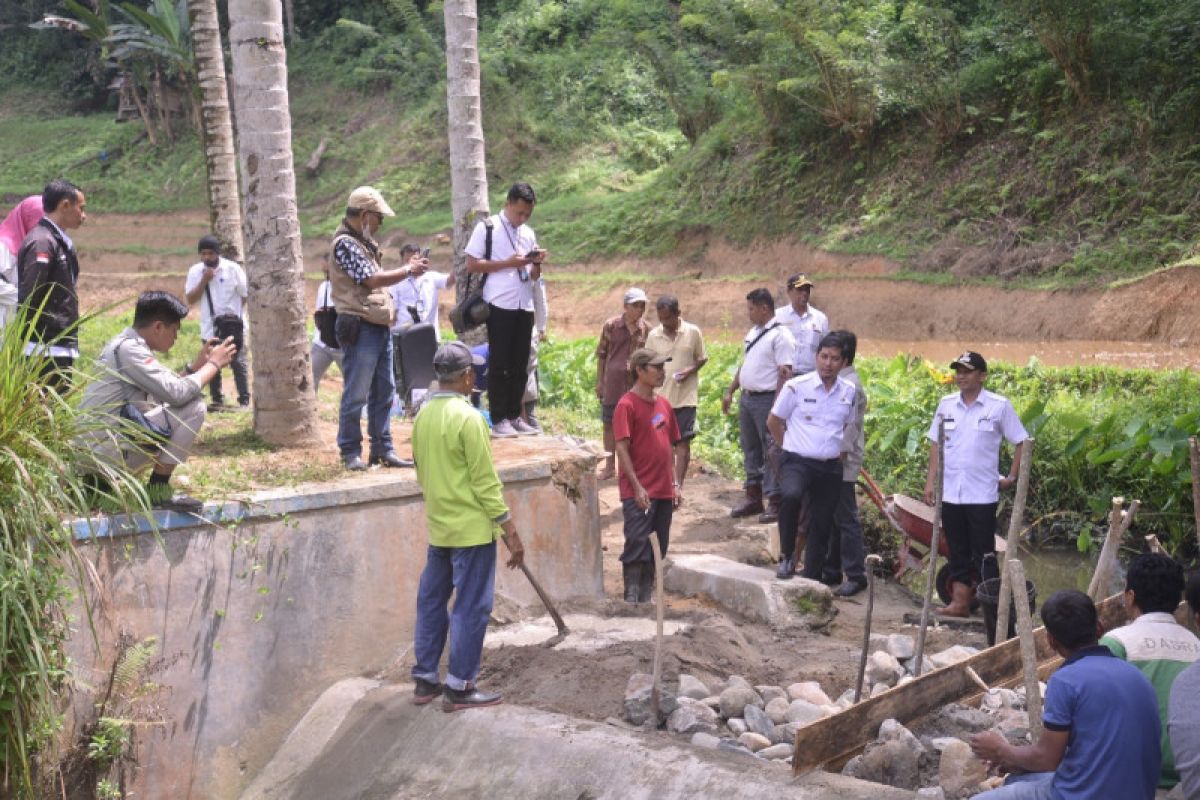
top-left (792, 592), bottom-right (1127, 776)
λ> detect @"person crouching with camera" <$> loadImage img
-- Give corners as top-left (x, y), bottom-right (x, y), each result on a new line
top-left (184, 234), bottom-right (249, 410)
top-left (80, 291), bottom-right (237, 512)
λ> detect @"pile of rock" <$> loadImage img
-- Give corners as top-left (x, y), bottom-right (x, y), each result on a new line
top-left (862, 636), bottom-right (981, 696)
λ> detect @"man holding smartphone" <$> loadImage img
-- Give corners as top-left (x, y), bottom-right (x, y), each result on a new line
top-left (184, 234), bottom-right (249, 409)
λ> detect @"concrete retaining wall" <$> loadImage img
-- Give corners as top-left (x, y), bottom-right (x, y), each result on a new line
top-left (65, 449), bottom-right (602, 799)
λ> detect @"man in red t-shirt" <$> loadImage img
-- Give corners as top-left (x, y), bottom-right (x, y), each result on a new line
top-left (614, 348), bottom-right (683, 603)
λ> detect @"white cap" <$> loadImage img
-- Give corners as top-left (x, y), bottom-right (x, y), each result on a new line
top-left (623, 287), bottom-right (648, 305)
top-left (347, 186), bottom-right (395, 217)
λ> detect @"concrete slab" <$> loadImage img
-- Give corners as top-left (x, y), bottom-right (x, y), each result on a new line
top-left (484, 613), bottom-right (689, 652)
top-left (664, 554), bottom-right (834, 628)
top-left (241, 679), bottom-right (917, 800)
top-left (734, 521), bottom-right (781, 559)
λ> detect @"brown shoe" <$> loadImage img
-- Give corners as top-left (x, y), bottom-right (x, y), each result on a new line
top-left (938, 580), bottom-right (974, 618)
top-left (730, 485), bottom-right (764, 518)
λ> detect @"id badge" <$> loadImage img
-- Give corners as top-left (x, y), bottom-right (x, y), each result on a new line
top-left (977, 419), bottom-right (995, 432)
top-left (943, 420), bottom-right (958, 432)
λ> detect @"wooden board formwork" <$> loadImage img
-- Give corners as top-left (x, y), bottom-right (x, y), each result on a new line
top-left (792, 592), bottom-right (1128, 776)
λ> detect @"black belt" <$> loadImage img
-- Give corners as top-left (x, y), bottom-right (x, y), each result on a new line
top-left (786, 453), bottom-right (841, 465)
top-left (744, 389), bottom-right (775, 396)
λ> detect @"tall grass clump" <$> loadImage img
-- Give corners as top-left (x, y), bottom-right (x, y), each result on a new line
top-left (0, 311), bottom-right (147, 798)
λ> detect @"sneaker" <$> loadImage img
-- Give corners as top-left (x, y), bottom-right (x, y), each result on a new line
top-left (775, 557), bottom-right (795, 580)
top-left (511, 417), bottom-right (540, 436)
top-left (413, 678), bottom-right (444, 706)
top-left (442, 684), bottom-right (502, 712)
top-left (491, 419), bottom-right (518, 438)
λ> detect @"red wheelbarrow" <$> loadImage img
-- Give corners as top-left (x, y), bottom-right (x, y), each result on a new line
top-left (858, 469), bottom-right (1005, 604)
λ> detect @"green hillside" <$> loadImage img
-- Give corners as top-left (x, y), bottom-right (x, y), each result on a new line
top-left (1, 0), bottom-right (1198, 286)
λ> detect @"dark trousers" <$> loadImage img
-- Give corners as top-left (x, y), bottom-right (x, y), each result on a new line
top-left (942, 501), bottom-right (997, 585)
top-left (777, 452), bottom-right (841, 579)
top-left (208, 342), bottom-right (249, 404)
top-left (620, 498), bottom-right (673, 564)
top-left (485, 304), bottom-right (534, 422)
top-left (411, 542), bottom-right (496, 692)
top-left (825, 480), bottom-right (866, 583)
top-left (34, 355), bottom-right (74, 392)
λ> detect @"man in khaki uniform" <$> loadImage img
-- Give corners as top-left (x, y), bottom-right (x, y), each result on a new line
top-left (645, 294), bottom-right (707, 488)
top-left (80, 291), bottom-right (236, 511)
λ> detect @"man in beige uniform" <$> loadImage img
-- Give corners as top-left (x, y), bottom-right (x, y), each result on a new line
top-left (81, 291), bottom-right (236, 511)
top-left (646, 294), bottom-right (707, 487)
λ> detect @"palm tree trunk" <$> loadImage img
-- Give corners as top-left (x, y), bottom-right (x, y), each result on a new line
top-left (443, 0), bottom-right (490, 344)
top-left (187, 0), bottom-right (245, 261)
top-left (228, 0), bottom-right (316, 445)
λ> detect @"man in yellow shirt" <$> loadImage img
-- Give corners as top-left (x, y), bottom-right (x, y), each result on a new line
top-left (410, 341), bottom-right (525, 711)
top-left (645, 294), bottom-right (707, 488)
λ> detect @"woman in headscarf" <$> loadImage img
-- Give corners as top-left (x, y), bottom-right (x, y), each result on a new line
top-left (0, 195), bottom-right (44, 330)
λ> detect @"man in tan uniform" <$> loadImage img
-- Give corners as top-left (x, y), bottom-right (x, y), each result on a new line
top-left (81, 291), bottom-right (236, 511)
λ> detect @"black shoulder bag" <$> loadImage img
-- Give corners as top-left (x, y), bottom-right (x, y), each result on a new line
top-left (113, 340), bottom-right (171, 443)
top-left (313, 282), bottom-right (339, 349)
top-left (450, 217), bottom-right (493, 334)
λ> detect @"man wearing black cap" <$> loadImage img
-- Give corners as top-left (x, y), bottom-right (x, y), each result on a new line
top-left (925, 351), bottom-right (1028, 617)
top-left (184, 234), bottom-right (249, 408)
top-left (614, 347), bottom-right (683, 603)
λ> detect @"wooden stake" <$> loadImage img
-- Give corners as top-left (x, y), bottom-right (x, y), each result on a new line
top-left (1088, 498), bottom-right (1140, 601)
top-left (1007, 558), bottom-right (1043, 740)
top-left (649, 533), bottom-right (666, 725)
top-left (1190, 437), bottom-right (1200, 556)
top-left (914, 420), bottom-right (945, 677)
top-left (995, 439), bottom-right (1034, 644)
top-left (855, 554), bottom-right (884, 703)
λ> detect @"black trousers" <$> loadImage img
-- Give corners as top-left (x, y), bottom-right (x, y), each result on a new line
top-left (34, 355), bottom-right (74, 392)
top-left (485, 304), bottom-right (533, 422)
top-left (777, 452), bottom-right (842, 579)
top-left (620, 498), bottom-right (673, 564)
top-left (942, 501), bottom-right (997, 585)
top-left (209, 342), bottom-right (249, 404)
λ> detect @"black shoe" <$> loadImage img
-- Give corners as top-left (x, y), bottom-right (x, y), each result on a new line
top-left (834, 580), bottom-right (868, 598)
top-left (371, 452), bottom-right (414, 468)
top-left (344, 455), bottom-right (368, 471)
top-left (820, 573), bottom-right (842, 587)
top-left (638, 561), bottom-right (657, 603)
top-left (413, 678), bottom-right (444, 706)
top-left (776, 557), bottom-right (795, 580)
top-left (622, 562), bottom-right (640, 603)
top-left (442, 684), bottom-right (502, 712)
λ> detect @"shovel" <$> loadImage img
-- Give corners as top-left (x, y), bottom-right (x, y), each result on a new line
top-left (518, 562), bottom-right (570, 648)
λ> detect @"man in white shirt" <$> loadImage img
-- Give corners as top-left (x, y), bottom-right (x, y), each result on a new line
top-left (465, 183), bottom-right (547, 438)
top-left (722, 288), bottom-right (795, 519)
top-left (389, 243), bottom-right (456, 339)
top-left (767, 333), bottom-right (857, 580)
top-left (774, 273), bottom-right (829, 376)
top-left (924, 351), bottom-right (1028, 616)
top-left (184, 234), bottom-right (249, 408)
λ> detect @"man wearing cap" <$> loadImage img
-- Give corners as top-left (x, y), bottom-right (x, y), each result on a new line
top-left (465, 182), bottom-right (547, 438)
top-left (184, 234), bottom-right (249, 408)
top-left (925, 351), bottom-right (1028, 616)
top-left (595, 287), bottom-right (651, 478)
top-left (768, 333), bottom-right (857, 580)
top-left (646, 294), bottom-right (707, 487)
top-left (410, 341), bottom-right (526, 711)
top-left (330, 186), bottom-right (427, 471)
top-left (722, 288), bottom-right (796, 519)
top-left (614, 347), bottom-right (683, 603)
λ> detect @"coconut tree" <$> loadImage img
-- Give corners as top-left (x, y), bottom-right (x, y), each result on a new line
top-left (227, 0), bottom-right (316, 444)
top-left (443, 0), bottom-right (490, 342)
top-left (186, 0), bottom-right (244, 260)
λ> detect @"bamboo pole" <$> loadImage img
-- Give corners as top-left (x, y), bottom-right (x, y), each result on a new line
top-left (996, 439), bottom-right (1034, 644)
top-left (649, 533), bottom-right (666, 725)
top-left (913, 420), bottom-right (945, 677)
top-left (854, 554), bottom-right (884, 703)
top-left (1087, 498), bottom-right (1140, 601)
top-left (1190, 437), bottom-right (1200, 556)
top-left (1008, 558), bottom-right (1043, 741)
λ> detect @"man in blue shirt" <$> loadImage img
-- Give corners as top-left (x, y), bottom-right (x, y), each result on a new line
top-left (970, 590), bottom-right (1160, 800)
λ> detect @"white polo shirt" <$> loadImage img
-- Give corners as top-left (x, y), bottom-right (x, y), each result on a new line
top-left (774, 303), bottom-right (829, 374)
top-left (464, 211), bottom-right (538, 312)
top-left (739, 322), bottom-right (795, 392)
top-left (388, 270), bottom-right (451, 338)
top-left (928, 388), bottom-right (1028, 504)
top-left (771, 371), bottom-right (856, 459)
top-left (184, 256), bottom-right (248, 339)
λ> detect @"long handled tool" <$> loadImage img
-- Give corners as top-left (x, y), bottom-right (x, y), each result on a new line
top-left (854, 554), bottom-right (884, 703)
top-left (913, 421), bottom-right (945, 677)
top-left (517, 562), bottom-right (570, 648)
top-left (649, 534), bottom-right (666, 725)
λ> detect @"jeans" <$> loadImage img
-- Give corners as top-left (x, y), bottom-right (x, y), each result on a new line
top-left (825, 480), bottom-right (867, 583)
top-left (209, 340), bottom-right (250, 404)
top-left (620, 498), bottom-right (673, 564)
top-left (411, 542), bottom-right (497, 691)
top-left (943, 501), bottom-right (997, 585)
top-left (777, 451), bottom-right (841, 578)
top-left (485, 304), bottom-right (533, 422)
top-left (336, 317), bottom-right (395, 459)
top-left (974, 772), bottom-right (1057, 800)
top-left (738, 391), bottom-right (779, 497)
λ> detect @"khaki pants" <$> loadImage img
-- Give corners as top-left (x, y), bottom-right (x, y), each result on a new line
top-left (87, 398), bottom-right (207, 471)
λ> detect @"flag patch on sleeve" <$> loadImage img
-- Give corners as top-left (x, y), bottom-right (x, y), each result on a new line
top-left (35, 252), bottom-right (50, 263)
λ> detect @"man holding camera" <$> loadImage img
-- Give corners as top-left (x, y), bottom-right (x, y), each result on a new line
top-left (184, 234), bottom-right (249, 409)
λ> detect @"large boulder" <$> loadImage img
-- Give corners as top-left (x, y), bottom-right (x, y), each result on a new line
top-left (667, 698), bottom-right (720, 735)
top-left (785, 699), bottom-right (827, 725)
top-left (678, 674), bottom-right (711, 700)
top-left (718, 677), bottom-right (763, 719)
top-left (866, 651), bottom-right (903, 687)
top-left (786, 681), bottom-right (832, 706)
top-left (938, 739), bottom-right (988, 799)
top-left (623, 673), bottom-right (677, 726)
top-left (764, 696), bottom-right (791, 725)
top-left (756, 684), bottom-right (788, 705)
top-left (842, 719), bottom-right (929, 791)
top-left (743, 703), bottom-right (775, 737)
top-left (929, 645), bottom-right (979, 669)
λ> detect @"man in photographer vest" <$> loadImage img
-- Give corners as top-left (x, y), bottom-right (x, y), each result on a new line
top-left (184, 234), bottom-right (249, 409)
top-left (330, 186), bottom-right (426, 471)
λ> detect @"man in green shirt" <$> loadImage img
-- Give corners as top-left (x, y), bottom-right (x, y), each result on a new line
top-left (410, 341), bottom-right (526, 711)
top-left (1101, 552), bottom-right (1200, 789)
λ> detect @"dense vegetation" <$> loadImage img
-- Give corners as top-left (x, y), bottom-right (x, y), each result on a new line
top-left (540, 337), bottom-right (1200, 559)
top-left (1, 0), bottom-right (1198, 283)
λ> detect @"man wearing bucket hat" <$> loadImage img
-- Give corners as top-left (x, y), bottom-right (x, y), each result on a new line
top-left (330, 185), bottom-right (427, 471)
top-left (410, 340), bottom-right (525, 711)
top-left (924, 350), bottom-right (1028, 617)
top-left (595, 286), bottom-right (650, 478)
top-left (614, 348), bottom-right (682, 603)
